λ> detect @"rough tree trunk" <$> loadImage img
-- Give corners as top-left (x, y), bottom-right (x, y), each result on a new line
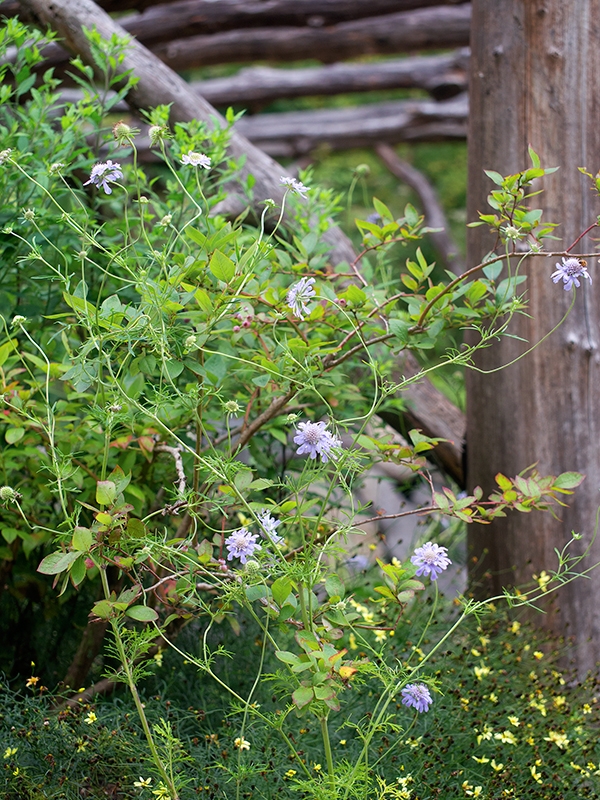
top-left (466, 0), bottom-right (600, 675)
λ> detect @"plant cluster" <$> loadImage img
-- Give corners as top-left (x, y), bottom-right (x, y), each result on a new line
top-left (0, 19), bottom-right (598, 800)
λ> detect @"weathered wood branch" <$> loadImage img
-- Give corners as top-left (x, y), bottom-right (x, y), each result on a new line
top-left (151, 6), bottom-right (472, 70)
top-left (3, 0), bottom-right (471, 33)
top-left (234, 94), bottom-right (468, 158)
top-left (19, 4), bottom-right (472, 74)
top-left (55, 51), bottom-right (469, 110)
top-left (191, 51), bottom-right (469, 107)
top-left (19, 0), bottom-right (464, 480)
top-left (128, 97), bottom-right (468, 161)
top-left (375, 142), bottom-right (464, 274)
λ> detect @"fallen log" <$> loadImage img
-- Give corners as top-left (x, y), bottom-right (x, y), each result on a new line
top-left (2, 0), bottom-right (471, 32)
top-left (53, 50), bottom-right (469, 111)
top-left (190, 51), bottom-right (469, 107)
top-left (233, 94), bottom-right (469, 157)
top-left (153, 6), bottom-right (472, 70)
top-left (16, 4), bottom-right (472, 74)
top-left (19, 0), bottom-right (465, 482)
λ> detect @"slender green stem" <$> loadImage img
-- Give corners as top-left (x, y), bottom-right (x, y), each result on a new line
top-left (99, 569), bottom-right (177, 798)
top-left (320, 716), bottom-right (335, 790)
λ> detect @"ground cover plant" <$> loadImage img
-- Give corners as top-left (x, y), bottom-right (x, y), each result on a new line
top-left (0, 19), bottom-right (598, 800)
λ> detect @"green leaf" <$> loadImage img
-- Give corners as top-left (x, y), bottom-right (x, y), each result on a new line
top-left (186, 226), bottom-right (206, 247)
top-left (2, 528), bottom-right (19, 544)
top-left (272, 576), bottom-right (293, 608)
top-left (70, 556), bottom-right (87, 587)
top-left (195, 288), bottom-right (213, 312)
top-left (5, 427), bottom-right (24, 444)
top-left (0, 339), bottom-right (17, 367)
top-left (126, 518), bottom-right (146, 538)
top-left (234, 468), bottom-right (253, 491)
top-left (275, 650), bottom-right (301, 665)
top-left (484, 169), bottom-right (505, 186)
top-left (126, 605), bottom-right (159, 622)
top-left (96, 480), bottom-right (117, 507)
top-left (90, 599), bottom-right (114, 620)
top-left (292, 685), bottom-right (314, 709)
top-left (209, 250), bottom-right (235, 283)
top-left (72, 527), bottom-right (93, 552)
top-left (325, 574), bottom-right (345, 599)
top-left (37, 550), bottom-right (80, 575)
top-left (553, 471), bottom-right (585, 490)
top-left (197, 538), bottom-right (214, 563)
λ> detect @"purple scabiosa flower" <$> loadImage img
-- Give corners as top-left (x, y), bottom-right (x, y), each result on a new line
top-left (287, 276), bottom-right (316, 319)
top-left (83, 160), bottom-right (123, 194)
top-left (257, 509), bottom-right (283, 545)
top-left (293, 420), bottom-right (342, 464)
top-left (401, 683), bottom-right (433, 713)
top-left (181, 150), bottom-right (211, 169)
top-left (551, 257), bottom-right (592, 291)
top-left (411, 542), bottom-right (451, 580)
top-left (225, 527), bottom-right (262, 564)
top-left (280, 176), bottom-right (309, 198)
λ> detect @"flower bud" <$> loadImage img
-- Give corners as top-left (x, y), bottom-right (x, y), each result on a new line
top-left (148, 125), bottom-right (167, 146)
top-left (113, 120), bottom-right (133, 143)
top-left (0, 486), bottom-right (19, 502)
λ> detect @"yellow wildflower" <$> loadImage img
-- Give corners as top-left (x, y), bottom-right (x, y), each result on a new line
top-left (284, 769), bottom-right (297, 779)
top-left (508, 715), bottom-right (520, 727)
top-left (3, 747), bottom-right (17, 759)
top-left (474, 664), bottom-right (491, 681)
top-left (134, 777), bottom-right (152, 788)
top-left (26, 676), bottom-right (40, 688)
top-left (84, 711), bottom-right (97, 725)
top-left (494, 730), bottom-right (517, 745)
top-left (234, 737), bottom-right (250, 750)
top-left (491, 759), bottom-right (504, 772)
top-left (553, 696), bottom-right (566, 709)
top-left (374, 629), bottom-right (387, 643)
top-left (313, 763), bottom-right (322, 772)
top-left (530, 765), bottom-right (542, 784)
top-left (582, 703), bottom-right (592, 714)
top-left (533, 651), bottom-right (544, 660)
top-left (472, 756), bottom-right (489, 764)
top-left (543, 730), bottom-right (569, 750)
top-left (349, 633), bottom-right (358, 650)
top-left (510, 621), bottom-right (521, 634)
top-left (533, 570), bottom-right (551, 592)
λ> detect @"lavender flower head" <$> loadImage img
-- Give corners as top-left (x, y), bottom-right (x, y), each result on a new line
top-left (551, 257), bottom-right (592, 291)
top-left (411, 541), bottom-right (451, 580)
top-left (83, 160), bottom-right (123, 194)
top-left (225, 527), bottom-right (262, 564)
top-left (280, 176), bottom-right (309, 199)
top-left (181, 151), bottom-right (211, 169)
top-left (257, 509), bottom-right (284, 545)
top-left (401, 683), bottom-right (433, 713)
top-left (293, 420), bottom-right (342, 464)
top-left (287, 276), bottom-right (316, 319)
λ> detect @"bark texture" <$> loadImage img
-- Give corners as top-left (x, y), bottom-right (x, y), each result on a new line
top-left (467, 0), bottom-right (600, 674)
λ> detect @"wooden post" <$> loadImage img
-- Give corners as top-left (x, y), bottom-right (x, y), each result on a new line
top-left (466, 0), bottom-right (600, 673)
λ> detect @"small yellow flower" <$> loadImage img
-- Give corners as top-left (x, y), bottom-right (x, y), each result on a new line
top-left (510, 621), bottom-right (521, 634)
top-left (339, 739), bottom-right (347, 745)
top-left (491, 759), bottom-right (504, 772)
top-left (466, 788), bottom-right (483, 798)
top-left (349, 633), bottom-right (358, 650)
top-left (494, 730), bottom-right (517, 745)
top-left (533, 651), bottom-right (544, 660)
top-left (84, 711), bottom-right (97, 725)
top-left (471, 648), bottom-right (481, 657)
top-left (479, 635), bottom-right (491, 648)
top-left (134, 777), bottom-right (152, 788)
top-left (553, 696), bottom-right (566, 708)
top-left (472, 755), bottom-right (489, 764)
top-left (582, 703), bottom-right (592, 714)
top-left (75, 738), bottom-right (88, 753)
top-left (234, 737), bottom-right (250, 751)
top-left (151, 785), bottom-right (172, 800)
top-left (284, 769), bottom-right (297, 779)
top-left (460, 697), bottom-right (470, 709)
top-left (26, 676), bottom-right (40, 688)
top-left (544, 730), bottom-right (569, 750)
top-left (508, 715), bottom-right (520, 727)
top-left (153, 650), bottom-right (164, 667)
top-left (313, 763), bottom-right (322, 772)
top-left (475, 724), bottom-right (493, 744)
top-left (474, 664), bottom-right (491, 681)
top-left (526, 735), bottom-right (536, 746)
top-left (374, 629), bottom-right (387, 643)
top-left (530, 765), bottom-right (543, 784)
top-left (369, 543), bottom-right (377, 551)
top-left (488, 692), bottom-right (499, 703)
top-left (3, 747), bottom-right (17, 759)
top-left (533, 570), bottom-right (551, 592)
top-left (12, 767), bottom-right (19, 776)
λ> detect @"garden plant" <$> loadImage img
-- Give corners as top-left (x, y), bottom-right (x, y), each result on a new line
top-left (0, 19), bottom-right (599, 800)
